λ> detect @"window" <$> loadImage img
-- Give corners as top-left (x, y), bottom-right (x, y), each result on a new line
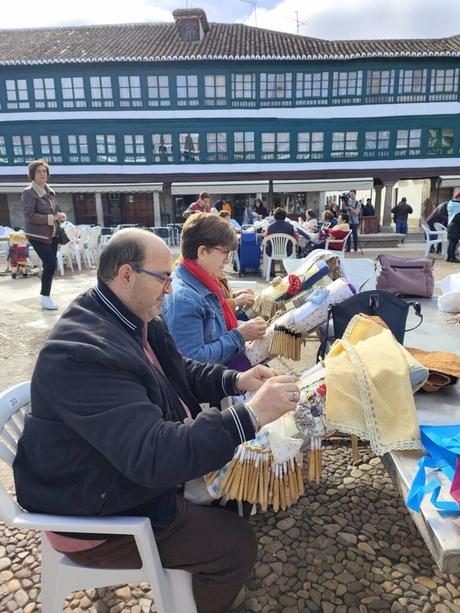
top-left (430, 69), bottom-right (459, 101)
top-left (118, 76), bottom-right (142, 107)
top-left (179, 133), bottom-right (200, 161)
top-left (67, 135), bottom-right (90, 163)
top-left (96, 134), bottom-right (117, 163)
top-left (6, 79), bottom-right (30, 109)
top-left (397, 69), bottom-right (427, 101)
top-left (260, 73), bottom-right (292, 106)
top-left (234, 131), bottom-right (255, 160)
top-left (295, 72), bottom-right (328, 104)
top-left (151, 134), bottom-right (173, 163)
top-left (61, 77), bottom-right (86, 108)
top-left (395, 129), bottom-right (421, 156)
top-left (147, 76), bottom-right (170, 107)
top-left (261, 132), bottom-right (290, 160)
top-left (331, 131), bottom-right (359, 158)
top-left (297, 132), bottom-right (324, 160)
top-left (365, 70), bottom-right (395, 102)
top-left (0, 136), bottom-right (7, 164)
top-left (176, 75), bottom-right (199, 106)
top-left (427, 128), bottom-right (454, 155)
top-left (39, 135), bottom-right (62, 163)
top-left (11, 135), bottom-right (34, 163)
top-left (90, 77), bottom-right (113, 108)
top-left (204, 75), bottom-right (226, 106)
top-left (123, 135), bottom-right (146, 163)
top-left (182, 19), bottom-right (200, 42)
top-left (364, 130), bottom-right (390, 158)
top-left (231, 74), bottom-right (256, 107)
top-left (331, 71), bottom-right (363, 103)
top-left (206, 132), bottom-right (227, 161)
top-left (33, 78), bottom-right (57, 108)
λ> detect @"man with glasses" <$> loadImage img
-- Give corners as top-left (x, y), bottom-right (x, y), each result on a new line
top-left (14, 228), bottom-right (299, 613)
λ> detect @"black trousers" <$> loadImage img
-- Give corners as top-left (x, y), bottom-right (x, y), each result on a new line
top-left (62, 496), bottom-right (258, 613)
top-left (346, 223), bottom-right (359, 252)
top-left (29, 237), bottom-right (59, 296)
top-left (447, 237), bottom-right (459, 261)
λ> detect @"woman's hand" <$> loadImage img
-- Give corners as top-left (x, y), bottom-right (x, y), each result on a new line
top-left (238, 317), bottom-right (266, 341)
top-left (54, 212), bottom-right (66, 222)
top-left (237, 364), bottom-right (277, 392)
top-left (235, 292), bottom-right (254, 308)
top-left (233, 288), bottom-right (254, 298)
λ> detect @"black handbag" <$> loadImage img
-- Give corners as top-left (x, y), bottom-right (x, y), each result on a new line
top-left (56, 224), bottom-right (70, 245)
top-left (317, 290), bottom-right (423, 360)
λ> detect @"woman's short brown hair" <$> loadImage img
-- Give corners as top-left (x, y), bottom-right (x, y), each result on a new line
top-left (28, 159), bottom-right (50, 181)
top-left (181, 212), bottom-right (238, 260)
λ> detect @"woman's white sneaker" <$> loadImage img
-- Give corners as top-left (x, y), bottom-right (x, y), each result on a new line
top-left (41, 296), bottom-right (58, 310)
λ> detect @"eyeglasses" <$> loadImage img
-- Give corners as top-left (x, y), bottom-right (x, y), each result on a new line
top-left (212, 247), bottom-right (232, 261)
top-left (130, 264), bottom-right (172, 290)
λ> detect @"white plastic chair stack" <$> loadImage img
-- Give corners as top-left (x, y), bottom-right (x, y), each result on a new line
top-left (261, 233), bottom-right (297, 282)
top-left (421, 223), bottom-right (448, 258)
top-left (0, 382), bottom-right (196, 613)
top-left (88, 226), bottom-right (101, 263)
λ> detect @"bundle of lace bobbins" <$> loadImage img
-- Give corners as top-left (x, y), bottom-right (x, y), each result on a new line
top-left (293, 371), bottom-right (328, 485)
top-left (268, 325), bottom-right (303, 361)
top-left (205, 433), bottom-right (305, 512)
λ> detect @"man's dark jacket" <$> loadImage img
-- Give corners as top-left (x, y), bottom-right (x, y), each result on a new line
top-left (13, 282), bottom-right (255, 527)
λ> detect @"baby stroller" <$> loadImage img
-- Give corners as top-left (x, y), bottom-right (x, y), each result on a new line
top-left (8, 233), bottom-right (39, 279)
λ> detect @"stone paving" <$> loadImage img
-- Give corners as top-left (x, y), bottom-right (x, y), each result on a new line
top-left (0, 245), bottom-right (459, 612)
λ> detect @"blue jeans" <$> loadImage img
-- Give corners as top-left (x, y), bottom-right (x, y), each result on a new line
top-left (395, 219), bottom-right (408, 235)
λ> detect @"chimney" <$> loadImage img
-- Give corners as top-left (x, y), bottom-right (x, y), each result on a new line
top-left (173, 8), bottom-right (209, 42)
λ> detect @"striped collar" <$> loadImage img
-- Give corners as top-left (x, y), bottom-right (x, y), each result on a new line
top-left (93, 281), bottom-right (143, 337)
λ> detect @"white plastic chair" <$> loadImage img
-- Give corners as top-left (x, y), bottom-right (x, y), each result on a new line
top-left (421, 223), bottom-right (448, 258)
top-left (261, 233), bottom-right (297, 282)
top-left (324, 230), bottom-right (352, 258)
top-left (0, 382), bottom-right (196, 613)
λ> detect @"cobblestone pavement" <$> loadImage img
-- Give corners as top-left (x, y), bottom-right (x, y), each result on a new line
top-left (0, 247), bottom-right (459, 612)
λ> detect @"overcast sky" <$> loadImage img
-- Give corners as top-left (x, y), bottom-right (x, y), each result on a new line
top-left (3, 0), bottom-right (460, 39)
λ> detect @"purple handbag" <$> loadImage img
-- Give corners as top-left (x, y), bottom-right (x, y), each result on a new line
top-left (376, 255), bottom-right (434, 298)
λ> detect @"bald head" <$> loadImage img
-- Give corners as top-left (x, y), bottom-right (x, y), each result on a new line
top-left (98, 228), bottom-right (170, 284)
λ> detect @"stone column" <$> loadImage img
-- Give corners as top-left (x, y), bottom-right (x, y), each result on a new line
top-left (374, 183), bottom-right (383, 225)
top-left (95, 192), bottom-right (104, 226)
top-left (268, 180), bottom-right (274, 211)
top-left (318, 191), bottom-right (326, 215)
top-left (381, 180), bottom-right (396, 232)
top-left (153, 191), bottom-right (161, 227)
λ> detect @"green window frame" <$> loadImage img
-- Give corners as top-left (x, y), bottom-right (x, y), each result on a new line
top-left (0, 136), bottom-right (7, 164)
top-left (33, 78), bottom-right (57, 109)
top-left (151, 134), bottom-right (173, 163)
top-left (176, 75), bottom-right (199, 106)
top-left (96, 134), bottom-right (117, 163)
top-left (395, 129), bottom-right (421, 156)
top-left (67, 135), bottom-right (90, 163)
top-left (427, 128), bottom-right (454, 156)
top-left (261, 132), bottom-right (290, 160)
top-left (234, 131), bottom-right (255, 160)
top-left (123, 135), bottom-right (146, 163)
top-left (11, 135), bottom-right (34, 164)
top-left (179, 132), bottom-right (200, 161)
top-left (204, 75), bottom-right (226, 106)
top-left (61, 77), bottom-right (86, 108)
top-left (295, 72), bottom-right (328, 105)
top-left (331, 131), bottom-right (359, 158)
top-left (260, 73), bottom-right (292, 107)
top-left (231, 74), bottom-right (256, 107)
top-left (118, 76), bottom-right (142, 107)
top-left (429, 69), bottom-right (459, 101)
top-left (147, 76), bottom-right (170, 107)
top-left (364, 130), bottom-right (390, 158)
top-left (365, 70), bottom-right (395, 103)
top-left (206, 132), bottom-right (228, 161)
top-left (297, 132), bottom-right (324, 160)
top-left (6, 79), bottom-right (30, 110)
top-left (90, 77), bottom-right (114, 108)
top-left (331, 71), bottom-right (363, 104)
top-left (39, 135), bottom-right (62, 163)
top-left (397, 69), bottom-right (427, 102)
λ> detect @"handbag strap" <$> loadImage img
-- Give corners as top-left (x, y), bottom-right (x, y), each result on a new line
top-left (405, 301), bottom-right (423, 333)
top-left (358, 257), bottom-right (379, 292)
top-left (316, 303), bottom-right (333, 362)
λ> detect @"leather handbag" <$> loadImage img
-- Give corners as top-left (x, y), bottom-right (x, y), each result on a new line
top-left (376, 255), bottom-right (434, 298)
top-left (56, 224), bottom-right (70, 245)
top-left (317, 290), bottom-right (423, 360)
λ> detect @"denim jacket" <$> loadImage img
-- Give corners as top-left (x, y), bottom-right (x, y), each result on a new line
top-left (162, 263), bottom-right (245, 365)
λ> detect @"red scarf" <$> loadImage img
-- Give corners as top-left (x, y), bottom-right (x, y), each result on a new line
top-left (182, 259), bottom-right (238, 331)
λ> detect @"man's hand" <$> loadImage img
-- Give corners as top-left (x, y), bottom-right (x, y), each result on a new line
top-left (238, 317), bottom-right (266, 341)
top-left (237, 364), bottom-right (277, 392)
top-left (248, 375), bottom-right (299, 428)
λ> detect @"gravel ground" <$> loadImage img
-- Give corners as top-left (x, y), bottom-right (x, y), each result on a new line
top-left (0, 246), bottom-right (459, 612)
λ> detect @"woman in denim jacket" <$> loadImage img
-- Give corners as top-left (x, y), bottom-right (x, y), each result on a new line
top-left (162, 213), bottom-right (266, 367)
